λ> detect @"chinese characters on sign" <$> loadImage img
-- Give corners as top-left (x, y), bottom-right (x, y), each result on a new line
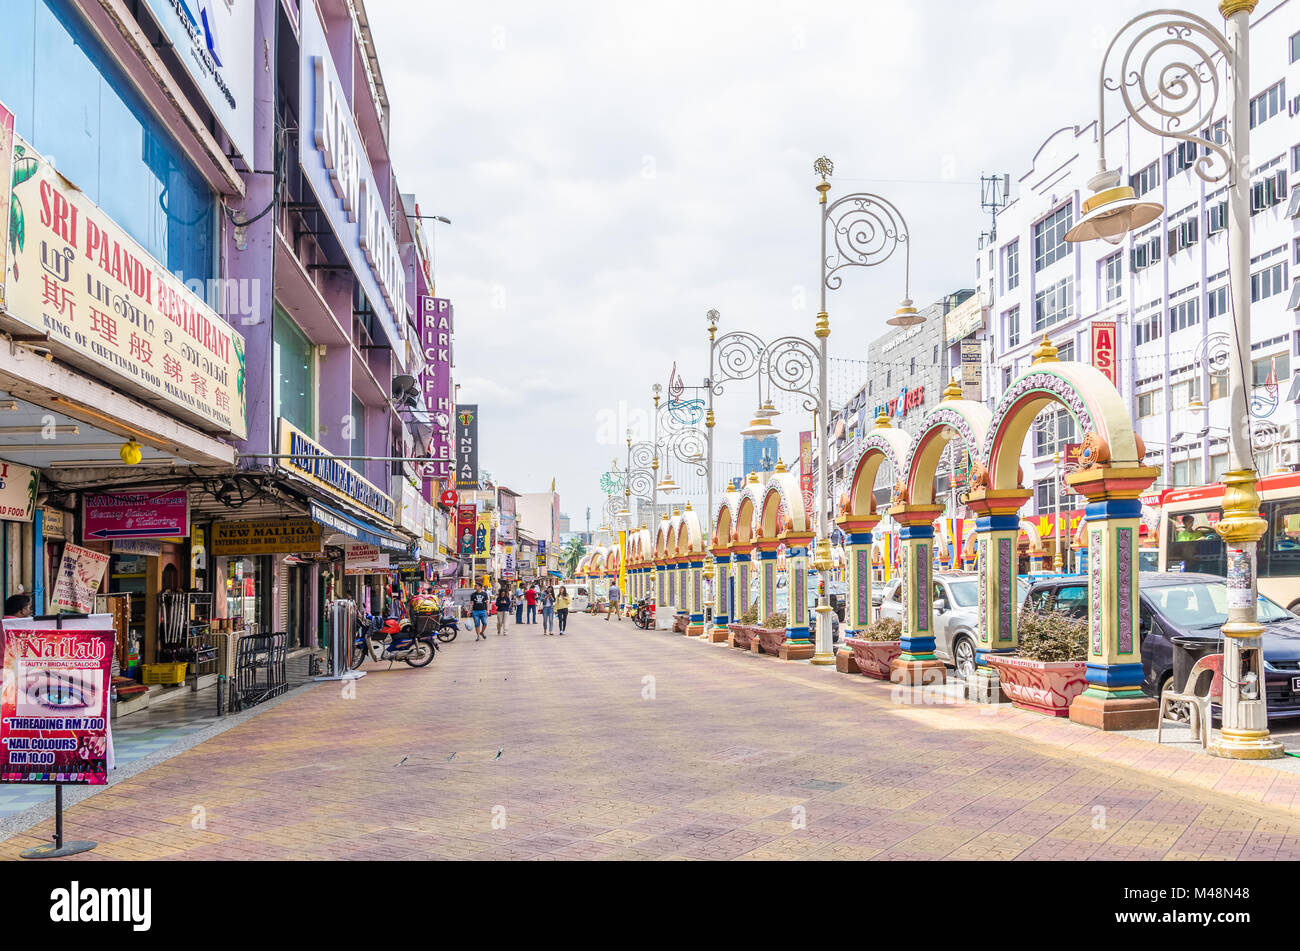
top-left (2, 137), bottom-right (247, 438)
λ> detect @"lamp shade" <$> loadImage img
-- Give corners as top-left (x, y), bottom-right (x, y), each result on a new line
top-left (740, 415), bottom-right (781, 438)
top-left (1065, 168), bottom-right (1163, 244)
top-left (886, 298), bottom-right (924, 327)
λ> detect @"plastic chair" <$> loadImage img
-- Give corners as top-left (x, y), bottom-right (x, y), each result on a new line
top-left (1157, 653), bottom-right (1224, 750)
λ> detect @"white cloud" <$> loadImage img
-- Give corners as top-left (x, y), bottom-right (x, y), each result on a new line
top-left (369, 0), bottom-right (1236, 525)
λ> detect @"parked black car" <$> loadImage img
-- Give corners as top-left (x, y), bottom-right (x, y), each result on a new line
top-left (1023, 572), bottom-right (1300, 718)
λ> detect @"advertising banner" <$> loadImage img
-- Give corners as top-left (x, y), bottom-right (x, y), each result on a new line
top-left (1, 616), bottom-right (114, 784)
top-left (798, 431), bottom-right (814, 516)
top-left (211, 519), bottom-right (323, 556)
top-left (140, 0), bottom-right (256, 161)
top-left (417, 297), bottom-right (455, 486)
top-left (278, 418), bottom-right (395, 524)
top-left (2, 136), bottom-right (247, 438)
top-left (961, 340), bottom-right (983, 402)
top-left (83, 490), bottom-right (189, 541)
top-left (456, 405), bottom-right (479, 489)
top-left (51, 545), bottom-right (111, 614)
top-left (0, 460), bottom-right (38, 522)
top-left (475, 513), bottom-right (492, 556)
top-left (1092, 320), bottom-right (1118, 386)
top-left (344, 544), bottom-right (389, 576)
top-left (457, 503), bottom-right (477, 556)
top-left (944, 292), bottom-right (985, 346)
top-left (299, 0), bottom-right (405, 361)
top-left (499, 492), bottom-right (516, 544)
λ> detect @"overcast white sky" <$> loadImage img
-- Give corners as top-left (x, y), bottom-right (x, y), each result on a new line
top-left (367, 0), bottom-right (1233, 531)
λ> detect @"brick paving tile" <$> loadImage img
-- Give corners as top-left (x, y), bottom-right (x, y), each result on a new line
top-left (7, 612), bottom-right (1300, 861)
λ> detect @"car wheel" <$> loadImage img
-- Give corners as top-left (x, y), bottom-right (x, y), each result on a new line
top-left (1288, 599), bottom-right (1300, 616)
top-left (952, 635), bottom-right (977, 682)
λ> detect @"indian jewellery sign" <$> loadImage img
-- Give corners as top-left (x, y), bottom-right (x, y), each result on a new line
top-left (299, 0), bottom-right (406, 365)
top-left (2, 136), bottom-right (247, 438)
top-left (277, 418), bottom-right (395, 524)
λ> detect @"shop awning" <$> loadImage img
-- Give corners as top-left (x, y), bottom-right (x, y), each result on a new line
top-left (310, 500), bottom-right (413, 555)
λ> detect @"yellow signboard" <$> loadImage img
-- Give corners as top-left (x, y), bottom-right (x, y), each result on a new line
top-left (211, 518), bottom-right (323, 556)
top-left (3, 137), bottom-right (246, 438)
top-left (277, 418), bottom-right (394, 523)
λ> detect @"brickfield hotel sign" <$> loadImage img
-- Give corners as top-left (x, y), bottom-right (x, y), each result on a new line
top-left (1, 136), bottom-right (246, 438)
top-left (417, 296), bottom-right (454, 484)
top-left (300, 0), bottom-right (406, 365)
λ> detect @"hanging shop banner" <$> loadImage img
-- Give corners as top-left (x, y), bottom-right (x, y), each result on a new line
top-left (457, 503), bottom-right (477, 556)
top-left (798, 431), bottom-right (814, 516)
top-left (961, 341), bottom-right (983, 402)
top-left (1, 137), bottom-right (247, 438)
top-left (51, 544), bottom-right (111, 614)
top-left (418, 297), bottom-right (455, 485)
top-left (139, 0), bottom-right (256, 161)
top-left (344, 544), bottom-right (389, 576)
top-left (299, 0), bottom-right (406, 363)
top-left (1, 616), bottom-right (114, 784)
top-left (1092, 321), bottom-right (1118, 386)
top-left (0, 460), bottom-right (38, 522)
top-left (456, 404), bottom-right (479, 489)
top-left (212, 519), bottom-right (323, 556)
top-left (278, 418), bottom-right (395, 524)
top-left (944, 292), bottom-right (985, 347)
top-left (475, 513), bottom-right (492, 556)
top-left (0, 100), bottom-right (13, 313)
top-left (499, 491), bottom-right (517, 544)
top-left (83, 490), bottom-right (189, 541)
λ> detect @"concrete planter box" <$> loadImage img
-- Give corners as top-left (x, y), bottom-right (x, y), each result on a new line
top-left (984, 654), bottom-right (1088, 717)
top-left (673, 614), bottom-right (690, 634)
top-left (755, 627), bottom-right (786, 655)
top-left (845, 637), bottom-right (902, 680)
top-left (728, 623), bottom-right (756, 651)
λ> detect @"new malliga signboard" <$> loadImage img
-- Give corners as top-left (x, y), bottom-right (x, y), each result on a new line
top-left (1, 136), bottom-right (247, 438)
top-left (299, 0), bottom-right (406, 366)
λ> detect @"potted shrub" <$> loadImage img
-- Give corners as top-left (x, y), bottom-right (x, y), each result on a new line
top-left (845, 617), bottom-right (902, 680)
top-left (729, 605), bottom-right (760, 650)
top-left (755, 611), bottom-right (788, 655)
top-left (984, 611), bottom-right (1088, 717)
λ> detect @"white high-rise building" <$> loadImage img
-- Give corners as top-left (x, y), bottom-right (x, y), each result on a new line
top-left (980, 0), bottom-right (1300, 523)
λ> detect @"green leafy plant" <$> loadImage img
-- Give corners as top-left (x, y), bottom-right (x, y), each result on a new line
top-left (859, 616), bottom-right (902, 642)
top-left (762, 611), bottom-right (788, 630)
top-left (1016, 610), bottom-right (1087, 662)
top-left (737, 605), bottom-right (760, 625)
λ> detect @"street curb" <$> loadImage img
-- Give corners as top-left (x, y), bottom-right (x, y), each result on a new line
top-left (0, 680), bottom-right (324, 843)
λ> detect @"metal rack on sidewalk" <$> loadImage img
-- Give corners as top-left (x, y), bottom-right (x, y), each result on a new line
top-left (229, 627), bottom-right (288, 712)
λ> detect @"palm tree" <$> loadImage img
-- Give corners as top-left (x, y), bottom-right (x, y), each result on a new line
top-left (560, 537), bottom-right (586, 578)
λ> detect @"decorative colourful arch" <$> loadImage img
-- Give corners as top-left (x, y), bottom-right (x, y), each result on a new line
top-left (904, 400), bottom-right (991, 506)
top-left (845, 428), bottom-right (911, 517)
top-left (760, 472), bottom-right (808, 538)
top-left (985, 363), bottom-right (1142, 492)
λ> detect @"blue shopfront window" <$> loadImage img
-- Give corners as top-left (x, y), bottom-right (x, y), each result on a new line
top-left (0, 0), bottom-right (215, 283)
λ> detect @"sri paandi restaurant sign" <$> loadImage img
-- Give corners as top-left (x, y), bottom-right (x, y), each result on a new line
top-left (278, 419), bottom-right (395, 524)
top-left (1, 136), bottom-right (247, 438)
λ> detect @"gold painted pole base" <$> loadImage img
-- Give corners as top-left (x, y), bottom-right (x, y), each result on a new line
top-left (1208, 728), bottom-right (1287, 760)
top-left (810, 652), bottom-right (837, 666)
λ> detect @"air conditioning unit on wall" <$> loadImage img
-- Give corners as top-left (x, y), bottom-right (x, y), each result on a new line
top-left (1280, 445), bottom-right (1300, 467)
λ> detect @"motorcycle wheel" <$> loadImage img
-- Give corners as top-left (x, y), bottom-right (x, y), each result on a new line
top-left (405, 638), bottom-right (436, 668)
top-left (436, 627), bottom-right (458, 643)
top-left (350, 643), bottom-right (367, 669)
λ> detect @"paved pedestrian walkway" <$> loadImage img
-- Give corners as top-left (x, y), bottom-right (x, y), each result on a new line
top-left (5, 613), bottom-right (1300, 860)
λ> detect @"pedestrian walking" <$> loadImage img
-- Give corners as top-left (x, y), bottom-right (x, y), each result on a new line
top-left (514, 582), bottom-right (525, 624)
top-left (525, 583), bottom-right (538, 624)
top-left (540, 586), bottom-right (556, 634)
top-left (469, 581), bottom-right (490, 641)
top-left (554, 587), bottom-right (570, 635)
top-left (606, 583), bottom-right (620, 622)
top-left (496, 583), bottom-right (512, 635)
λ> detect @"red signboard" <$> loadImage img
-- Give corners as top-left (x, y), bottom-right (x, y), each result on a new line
top-left (83, 490), bottom-right (189, 540)
top-left (456, 503), bottom-right (477, 556)
top-left (798, 431), bottom-right (814, 516)
top-left (440, 489), bottom-right (459, 508)
top-left (1092, 321), bottom-right (1117, 386)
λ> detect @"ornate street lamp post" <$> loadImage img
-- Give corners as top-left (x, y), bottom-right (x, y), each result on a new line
top-left (1065, 2), bottom-right (1281, 758)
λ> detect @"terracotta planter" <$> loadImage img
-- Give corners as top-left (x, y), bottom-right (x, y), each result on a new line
top-left (672, 614), bottom-right (689, 634)
top-left (845, 638), bottom-right (901, 680)
top-left (754, 627), bottom-right (787, 655)
top-left (728, 623), bottom-right (756, 651)
top-left (984, 654), bottom-right (1087, 717)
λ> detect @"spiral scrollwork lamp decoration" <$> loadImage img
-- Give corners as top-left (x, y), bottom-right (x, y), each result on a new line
top-left (1063, 1), bottom-right (1279, 758)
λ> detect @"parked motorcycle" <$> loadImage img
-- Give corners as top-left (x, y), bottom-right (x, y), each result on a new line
top-left (413, 612), bottom-right (462, 644)
top-left (634, 599), bottom-right (656, 630)
top-left (352, 614), bottom-right (436, 668)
